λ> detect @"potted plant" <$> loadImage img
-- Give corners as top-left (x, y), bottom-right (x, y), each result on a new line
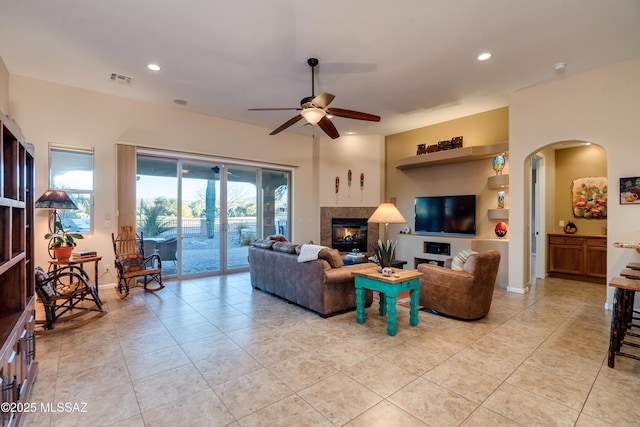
top-left (374, 239), bottom-right (397, 269)
top-left (44, 221), bottom-right (83, 260)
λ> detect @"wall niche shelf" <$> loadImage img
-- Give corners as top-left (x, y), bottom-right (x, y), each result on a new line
top-left (488, 209), bottom-right (509, 220)
top-left (488, 174), bottom-right (509, 189)
top-left (396, 141), bottom-right (509, 170)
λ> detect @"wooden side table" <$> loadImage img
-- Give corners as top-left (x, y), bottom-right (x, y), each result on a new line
top-left (48, 255), bottom-right (103, 297)
top-left (352, 268), bottom-right (422, 336)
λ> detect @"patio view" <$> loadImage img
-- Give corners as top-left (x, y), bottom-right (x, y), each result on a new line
top-left (135, 156), bottom-right (289, 277)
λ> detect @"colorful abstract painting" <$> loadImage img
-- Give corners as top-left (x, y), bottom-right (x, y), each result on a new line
top-left (572, 177), bottom-right (607, 219)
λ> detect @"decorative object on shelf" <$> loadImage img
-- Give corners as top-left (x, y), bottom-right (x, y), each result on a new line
top-left (368, 202), bottom-right (407, 268)
top-left (620, 177), bottom-right (640, 204)
top-left (381, 267), bottom-right (393, 277)
top-left (419, 136), bottom-right (464, 155)
top-left (347, 169), bottom-right (352, 198)
top-left (35, 189), bottom-right (79, 233)
top-left (572, 177), bottom-right (607, 218)
top-left (44, 221), bottom-right (84, 260)
top-left (497, 191), bottom-right (505, 209)
top-left (400, 225), bottom-right (412, 234)
top-left (494, 221), bottom-right (508, 238)
top-left (564, 222), bottom-right (578, 234)
top-left (360, 172), bottom-right (364, 201)
top-left (492, 154), bottom-right (506, 175)
top-left (335, 176), bottom-right (339, 204)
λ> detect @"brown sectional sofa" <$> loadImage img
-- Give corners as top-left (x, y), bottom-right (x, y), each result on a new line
top-left (248, 239), bottom-right (373, 317)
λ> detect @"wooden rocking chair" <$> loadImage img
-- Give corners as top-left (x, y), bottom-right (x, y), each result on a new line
top-left (34, 265), bottom-right (106, 333)
top-left (111, 226), bottom-right (164, 299)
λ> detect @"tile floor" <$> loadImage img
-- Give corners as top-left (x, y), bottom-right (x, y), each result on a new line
top-left (25, 273), bottom-right (640, 426)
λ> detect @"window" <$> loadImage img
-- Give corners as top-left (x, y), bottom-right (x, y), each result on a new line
top-left (49, 144), bottom-right (94, 233)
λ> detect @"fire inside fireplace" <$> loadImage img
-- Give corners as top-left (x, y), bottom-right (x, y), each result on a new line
top-left (331, 218), bottom-right (368, 253)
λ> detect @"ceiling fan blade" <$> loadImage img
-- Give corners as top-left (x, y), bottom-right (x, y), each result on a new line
top-left (311, 93), bottom-right (335, 109)
top-left (249, 107), bottom-right (300, 111)
top-left (269, 115), bottom-right (304, 135)
top-left (317, 116), bottom-right (340, 139)
top-left (326, 108), bottom-right (380, 122)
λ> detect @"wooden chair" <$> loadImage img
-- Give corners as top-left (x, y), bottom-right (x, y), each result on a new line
top-left (111, 226), bottom-right (164, 298)
top-left (34, 265), bottom-right (106, 333)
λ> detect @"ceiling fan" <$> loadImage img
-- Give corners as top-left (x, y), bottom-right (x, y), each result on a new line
top-left (249, 58), bottom-right (380, 139)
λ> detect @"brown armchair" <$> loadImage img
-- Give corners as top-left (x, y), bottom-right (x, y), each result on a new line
top-left (417, 250), bottom-right (501, 320)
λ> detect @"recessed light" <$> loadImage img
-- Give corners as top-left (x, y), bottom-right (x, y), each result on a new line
top-left (553, 62), bottom-right (566, 73)
top-left (147, 63), bottom-right (161, 71)
top-left (477, 52), bottom-right (492, 61)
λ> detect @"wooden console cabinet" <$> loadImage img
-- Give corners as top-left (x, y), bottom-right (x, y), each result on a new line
top-left (1, 111), bottom-right (37, 427)
top-left (547, 234), bottom-right (606, 284)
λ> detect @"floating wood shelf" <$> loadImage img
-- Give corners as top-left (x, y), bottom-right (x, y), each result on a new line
top-left (488, 174), bottom-right (509, 189)
top-left (488, 209), bottom-right (509, 220)
top-left (396, 142), bottom-right (509, 169)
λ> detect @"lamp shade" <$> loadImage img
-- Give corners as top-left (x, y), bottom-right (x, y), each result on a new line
top-left (368, 203), bottom-right (406, 224)
top-left (34, 190), bottom-right (78, 210)
top-left (300, 107), bottom-right (326, 125)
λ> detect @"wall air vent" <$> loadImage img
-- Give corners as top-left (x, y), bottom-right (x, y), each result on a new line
top-left (110, 73), bottom-right (134, 85)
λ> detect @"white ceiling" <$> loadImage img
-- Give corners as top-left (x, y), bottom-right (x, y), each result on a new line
top-left (1, 0), bottom-right (639, 138)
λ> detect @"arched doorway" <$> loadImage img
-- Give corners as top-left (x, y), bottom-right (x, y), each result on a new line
top-left (526, 141), bottom-right (608, 290)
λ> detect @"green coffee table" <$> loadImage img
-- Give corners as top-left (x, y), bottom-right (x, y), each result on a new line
top-left (352, 268), bottom-right (422, 336)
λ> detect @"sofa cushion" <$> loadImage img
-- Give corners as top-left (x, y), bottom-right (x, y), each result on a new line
top-left (451, 249), bottom-right (477, 271)
top-left (272, 241), bottom-right (298, 254)
top-left (252, 239), bottom-right (275, 249)
top-left (319, 248), bottom-right (343, 268)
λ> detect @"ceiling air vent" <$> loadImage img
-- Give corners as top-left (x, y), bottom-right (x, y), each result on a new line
top-left (110, 73), bottom-right (133, 85)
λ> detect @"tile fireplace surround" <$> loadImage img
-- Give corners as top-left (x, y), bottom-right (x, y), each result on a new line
top-left (320, 207), bottom-right (380, 254)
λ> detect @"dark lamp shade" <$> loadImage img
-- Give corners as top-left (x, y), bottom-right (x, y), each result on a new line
top-left (34, 190), bottom-right (78, 210)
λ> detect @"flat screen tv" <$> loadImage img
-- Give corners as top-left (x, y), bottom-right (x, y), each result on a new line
top-left (414, 195), bottom-right (476, 235)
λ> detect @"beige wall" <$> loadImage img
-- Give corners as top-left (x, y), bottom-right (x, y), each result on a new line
top-left (554, 145), bottom-right (607, 236)
top-left (319, 134), bottom-right (385, 207)
top-left (510, 57), bottom-right (640, 305)
top-left (0, 56), bottom-right (9, 114)
top-left (7, 74), bottom-right (383, 281)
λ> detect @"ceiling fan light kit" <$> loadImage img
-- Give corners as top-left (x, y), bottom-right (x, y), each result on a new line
top-left (300, 107), bottom-right (326, 124)
top-left (249, 58), bottom-right (380, 139)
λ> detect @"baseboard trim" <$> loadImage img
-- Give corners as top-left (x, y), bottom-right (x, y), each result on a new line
top-left (507, 285), bottom-right (530, 294)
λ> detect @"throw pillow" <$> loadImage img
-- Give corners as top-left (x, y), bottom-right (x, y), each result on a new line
top-left (35, 266), bottom-right (56, 298)
top-left (318, 248), bottom-right (344, 268)
top-left (267, 234), bottom-right (288, 242)
top-left (118, 252), bottom-right (145, 272)
top-left (451, 249), bottom-right (476, 271)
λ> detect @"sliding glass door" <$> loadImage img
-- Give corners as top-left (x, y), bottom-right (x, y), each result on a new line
top-left (180, 161), bottom-right (222, 275)
top-left (136, 153), bottom-right (289, 277)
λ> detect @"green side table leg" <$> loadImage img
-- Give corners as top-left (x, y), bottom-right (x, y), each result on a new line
top-left (386, 295), bottom-right (397, 336)
top-left (410, 288), bottom-right (419, 326)
top-left (356, 286), bottom-right (366, 324)
top-left (379, 292), bottom-right (387, 316)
